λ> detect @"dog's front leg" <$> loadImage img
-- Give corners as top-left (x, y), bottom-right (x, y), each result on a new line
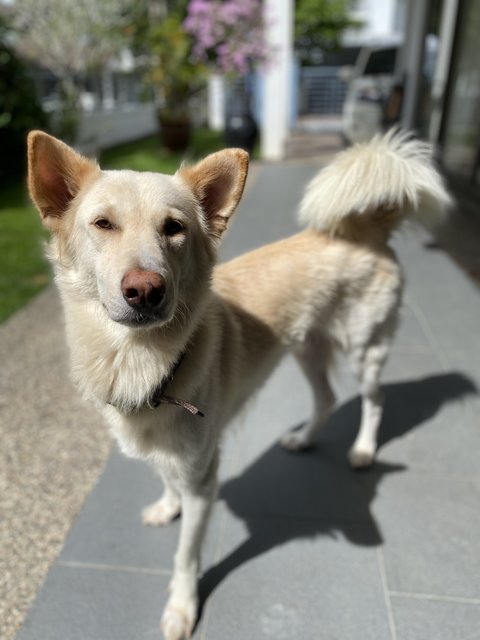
top-left (143, 482), bottom-right (182, 526)
top-left (161, 454), bottom-right (218, 640)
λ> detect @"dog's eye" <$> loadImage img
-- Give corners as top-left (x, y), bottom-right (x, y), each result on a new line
top-left (164, 219), bottom-right (185, 236)
top-left (94, 218), bottom-right (114, 230)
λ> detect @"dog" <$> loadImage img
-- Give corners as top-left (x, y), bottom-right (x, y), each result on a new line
top-left (27, 129), bottom-right (450, 639)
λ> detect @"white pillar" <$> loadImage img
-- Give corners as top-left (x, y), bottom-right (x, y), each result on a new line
top-left (261, 0), bottom-right (293, 160)
top-left (207, 74), bottom-right (226, 131)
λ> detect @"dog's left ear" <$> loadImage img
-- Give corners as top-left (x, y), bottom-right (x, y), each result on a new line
top-left (179, 148), bottom-right (249, 240)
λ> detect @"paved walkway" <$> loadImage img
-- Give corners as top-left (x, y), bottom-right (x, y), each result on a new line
top-left (8, 159), bottom-right (480, 639)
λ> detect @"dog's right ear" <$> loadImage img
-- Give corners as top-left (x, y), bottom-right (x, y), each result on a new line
top-left (27, 131), bottom-right (99, 231)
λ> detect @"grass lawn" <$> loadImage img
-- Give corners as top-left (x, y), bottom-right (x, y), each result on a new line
top-left (0, 129), bottom-right (226, 323)
top-left (0, 182), bottom-right (50, 322)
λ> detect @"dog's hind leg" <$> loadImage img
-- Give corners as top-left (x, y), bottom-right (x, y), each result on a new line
top-left (279, 338), bottom-right (336, 452)
top-left (161, 453), bottom-right (218, 640)
top-left (347, 338), bottom-right (390, 469)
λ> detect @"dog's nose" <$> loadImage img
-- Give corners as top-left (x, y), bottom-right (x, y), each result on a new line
top-left (121, 269), bottom-right (166, 310)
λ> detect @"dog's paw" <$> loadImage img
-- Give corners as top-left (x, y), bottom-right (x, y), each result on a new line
top-left (279, 428), bottom-right (313, 452)
top-left (161, 599), bottom-right (196, 640)
top-left (348, 447), bottom-right (375, 469)
top-left (142, 496), bottom-right (181, 526)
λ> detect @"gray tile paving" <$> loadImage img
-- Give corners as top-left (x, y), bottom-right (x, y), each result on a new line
top-left (389, 305), bottom-right (435, 354)
top-left (15, 565), bottom-right (171, 640)
top-left (199, 516), bottom-right (391, 640)
top-left (392, 596), bottom-right (480, 640)
top-left (374, 470), bottom-right (480, 600)
top-left (220, 164), bottom-right (317, 261)
top-left (15, 162), bottom-right (480, 640)
top-left (58, 451), bottom-right (222, 572)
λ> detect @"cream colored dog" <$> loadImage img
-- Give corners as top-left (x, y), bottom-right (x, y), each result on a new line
top-left (27, 129), bottom-right (450, 639)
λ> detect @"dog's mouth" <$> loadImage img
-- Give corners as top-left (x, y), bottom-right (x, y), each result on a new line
top-left (104, 304), bottom-right (174, 329)
top-left (121, 310), bottom-right (167, 328)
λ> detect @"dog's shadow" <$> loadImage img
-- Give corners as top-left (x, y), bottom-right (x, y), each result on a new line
top-left (198, 372), bottom-right (476, 613)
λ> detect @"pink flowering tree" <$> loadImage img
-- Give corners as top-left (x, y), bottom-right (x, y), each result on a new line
top-left (184, 0), bottom-right (270, 76)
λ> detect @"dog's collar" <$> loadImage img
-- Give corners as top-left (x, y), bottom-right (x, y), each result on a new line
top-left (108, 349), bottom-right (204, 418)
top-left (145, 350), bottom-right (204, 417)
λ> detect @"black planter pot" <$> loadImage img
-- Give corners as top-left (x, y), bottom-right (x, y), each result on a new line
top-left (224, 77), bottom-right (258, 155)
top-left (225, 112), bottom-right (258, 155)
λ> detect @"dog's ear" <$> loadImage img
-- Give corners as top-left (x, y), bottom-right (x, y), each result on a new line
top-left (27, 131), bottom-right (99, 231)
top-left (179, 148), bottom-right (249, 240)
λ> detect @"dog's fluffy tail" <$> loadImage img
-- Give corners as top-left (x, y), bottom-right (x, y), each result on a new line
top-left (299, 129), bottom-right (452, 242)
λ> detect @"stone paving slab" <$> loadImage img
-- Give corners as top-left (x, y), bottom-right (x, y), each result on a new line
top-left (391, 596), bottom-right (480, 640)
top-left (15, 564), bottom-right (171, 640)
top-left (373, 471), bottom-right (480, 600)
top-left (13, 161), bottom-right (480, 640)
top-left (199, 516), bottom-right (391, 640)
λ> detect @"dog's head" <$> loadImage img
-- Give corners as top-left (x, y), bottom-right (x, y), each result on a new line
top-left (27, 131), bottom-right (248, 329)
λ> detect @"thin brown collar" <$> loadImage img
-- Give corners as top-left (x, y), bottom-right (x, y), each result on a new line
top-left (109, 349), bottom-right (204, 417)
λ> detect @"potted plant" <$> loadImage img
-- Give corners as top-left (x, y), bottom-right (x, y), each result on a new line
top-left (130, 9), bottom-right (206, 152)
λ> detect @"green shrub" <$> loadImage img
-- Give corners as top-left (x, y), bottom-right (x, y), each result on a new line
top-left (0, 17), bottom-right (48, 182)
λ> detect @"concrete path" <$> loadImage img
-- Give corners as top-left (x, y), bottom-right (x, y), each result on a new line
top-left (8, 161), bottom-right (480, 639)
top-left (0, 288), bottom-right (112, 640)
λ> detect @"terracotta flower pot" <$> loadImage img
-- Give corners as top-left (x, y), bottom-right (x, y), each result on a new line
top-left (158, 113), bottom-right (192, 152)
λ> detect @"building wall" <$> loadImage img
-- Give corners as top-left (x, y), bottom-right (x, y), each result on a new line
top-left (396, 0), bottom-right (480, 213)
top-left (343, 0), bottom-right (406, 46)
top-left (76, 104), bottom-right (157, 155)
